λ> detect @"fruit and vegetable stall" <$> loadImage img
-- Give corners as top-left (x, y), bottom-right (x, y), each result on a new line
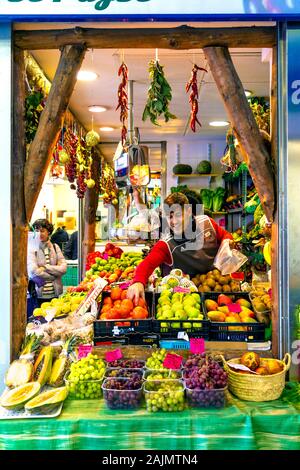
top-left (0, 243), bottom-right (299, 450)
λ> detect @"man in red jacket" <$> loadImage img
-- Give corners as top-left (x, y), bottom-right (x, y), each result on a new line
top-left (127, 192), bottom-right (232, 304)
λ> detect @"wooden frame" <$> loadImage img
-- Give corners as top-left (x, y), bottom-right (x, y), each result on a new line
top-left (12, 25), bottom-right (278, 357)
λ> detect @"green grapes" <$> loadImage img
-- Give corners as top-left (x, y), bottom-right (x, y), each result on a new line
top-left (66, 353), bottom-right (106, 399)
top-left (145, 349), bottom-right (168, 370)
top-left (144, 380), bottom-right (185, 412)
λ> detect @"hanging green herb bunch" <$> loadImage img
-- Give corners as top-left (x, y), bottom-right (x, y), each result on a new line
top-left (248, 96), bottom-right (270, 134)
top-left (142, 59), bottom-right (176, 126)
top-left (25, 89), bottom-right (46, 143)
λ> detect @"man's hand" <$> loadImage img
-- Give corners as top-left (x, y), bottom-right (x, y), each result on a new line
top-left (127, 282), bottom-right (145, 306)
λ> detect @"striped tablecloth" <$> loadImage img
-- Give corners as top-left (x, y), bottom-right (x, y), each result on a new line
top-left (0, 390), bottom-right (299, 450)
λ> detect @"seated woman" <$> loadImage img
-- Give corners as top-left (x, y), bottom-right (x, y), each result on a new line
top-left (27, 218), bottom-right (67, 308)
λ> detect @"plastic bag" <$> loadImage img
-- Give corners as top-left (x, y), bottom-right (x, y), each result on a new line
top-left (214, 239), bottom-right (248, 275)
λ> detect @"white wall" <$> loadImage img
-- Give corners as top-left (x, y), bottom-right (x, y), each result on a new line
top-left (0, 23), bottom-right (11, 389)
top-left (166, 137), bottom-right (226, 194)
top-left (31, 169), bottom-right (78, 230)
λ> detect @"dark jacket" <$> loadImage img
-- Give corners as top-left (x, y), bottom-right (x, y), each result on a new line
top-left (64, 231), bottom-right (78, 260)
top-left (50, 228), bottom-right (69, 250)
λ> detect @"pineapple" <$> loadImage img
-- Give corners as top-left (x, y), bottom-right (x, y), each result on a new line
top-left (48, 336), bottom-right (78, 387)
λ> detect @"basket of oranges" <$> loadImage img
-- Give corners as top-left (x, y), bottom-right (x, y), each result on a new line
top-left (220, 352), bottom-right (291, 401)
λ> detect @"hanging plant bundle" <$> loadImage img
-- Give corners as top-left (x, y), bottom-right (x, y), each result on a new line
top-left (25, 89), bottom-right (46, 144)
top-left (64, 128), bottom-right (79, 184)
top-left (185, 64), bottom-right (207, 132)
top-left (100, 164), bottom-right (118, 205)
top-left (116, 62), bottom-right (129, 145)
top-left (75, 137), bottom-right (90, 199)
top-left (142, 59), bottom-right (176, 126)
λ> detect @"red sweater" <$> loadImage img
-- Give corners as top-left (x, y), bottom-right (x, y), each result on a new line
top-left (133, 218), bottom-right (232, 286)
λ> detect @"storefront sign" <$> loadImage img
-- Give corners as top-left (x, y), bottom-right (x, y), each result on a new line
top-left (0, 0), bottom-right (300, 17)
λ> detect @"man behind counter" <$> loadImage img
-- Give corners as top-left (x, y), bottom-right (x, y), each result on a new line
top-left (127, 192), bottom-right (232, 304)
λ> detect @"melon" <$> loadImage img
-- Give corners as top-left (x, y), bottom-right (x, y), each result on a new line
top-left (25, 387), bottom-right (68, 414)
top-left (0, 382), bottom-right (41, 410)
top-left (5, 359), bottom-right (33, 388)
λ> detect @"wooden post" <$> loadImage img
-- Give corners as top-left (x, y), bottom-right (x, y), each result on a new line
top-left (12, 47), bottom-right (27, 358)
top-left (271, 46), bottom-right (279, 356)
top-left (82, 151), bottom-right (101, 279)
top-left (14, 26), bottom-right (276, 51)
top-left (204, 46), bottom-right (275, 223)
top-left (24, 44), bottom-right (86, 220)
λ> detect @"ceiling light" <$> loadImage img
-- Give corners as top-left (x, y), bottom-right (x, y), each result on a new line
top-left (100, 126), bottom-right (114, 132)
top-left (209, 121), bottom-right (229, 127)
top-left (88, 105), bottom-right (107, 113)
top-left (244, 89), bottom-right (253, 97)
top-left (77, 71), bottom-right (98, 81)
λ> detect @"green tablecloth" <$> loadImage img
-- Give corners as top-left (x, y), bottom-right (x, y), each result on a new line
top-left (0, 390), bottom-right (299, 450)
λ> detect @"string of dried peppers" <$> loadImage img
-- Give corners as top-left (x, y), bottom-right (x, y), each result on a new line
top-left (116, 62), bottom-right (129, 145)
top-left (186, 64), bottom-right (207, 132)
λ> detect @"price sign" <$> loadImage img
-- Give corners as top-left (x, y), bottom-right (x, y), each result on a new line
top-left (190, 338), bottom-right (205, 354)
top-left (78, 345), bottom-right (93, 359)
top-left (105, 349), bottom-right (123, 362)
top-left (163, 353), bottom-right (183, 370)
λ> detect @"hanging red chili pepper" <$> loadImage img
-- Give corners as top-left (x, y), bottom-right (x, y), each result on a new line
top-left (116, 62), bottom-right (129, 146)
top-left (186, 64), bottom-right (207, 132)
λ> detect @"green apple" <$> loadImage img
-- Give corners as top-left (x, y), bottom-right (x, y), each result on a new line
top-left (171, 302), bottom-right (183, 312)
top-left (175, 311), bottom-right (187, 320)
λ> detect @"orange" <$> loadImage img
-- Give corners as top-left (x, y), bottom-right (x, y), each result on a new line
top-left (132, 306), bottom-right (148, 319)
top-left (101, 304), bottom-right (111, 314)
top-left (137, 298), bottom-right (147, 308)
top-left (103, 297), bottom-right (113, 306)
top-left (111, 286), bottom-right (122, 301)
top-left (121, 289), bottom-right (128, 300)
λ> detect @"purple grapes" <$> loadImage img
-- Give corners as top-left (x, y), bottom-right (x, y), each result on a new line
top-left (102, 377), bottom-right (143, 409)
top-left (183, 354), bottom-right (227, 408)
top-left (107, 359), bottom-right (145, 369)
top-left (105, 368), bottom-right (144, 379)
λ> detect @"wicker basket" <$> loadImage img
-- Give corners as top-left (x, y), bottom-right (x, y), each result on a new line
top-left (221, 353), bottom-right (291, 402)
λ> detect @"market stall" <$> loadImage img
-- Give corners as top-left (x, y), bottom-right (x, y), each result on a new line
top-left (1, 1), bottom-right (300, 453)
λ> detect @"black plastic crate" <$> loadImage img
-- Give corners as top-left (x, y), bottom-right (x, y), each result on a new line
top-left (152, 292), bottom-right (209, 339)
top-left (94, 290), bottom-right (154, 337)
top-left (93, 336), bottom-right (129, 346)
top-left (127, 332), bottom-right (160, 347)
top-left (202, 292), bottom-right (265, 342)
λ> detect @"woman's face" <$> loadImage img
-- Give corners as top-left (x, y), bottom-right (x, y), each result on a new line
top-left (37, 227), bottom-right (50, 242)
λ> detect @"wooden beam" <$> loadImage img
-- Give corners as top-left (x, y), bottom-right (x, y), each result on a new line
top-left (24, 44), bottom-right (86, 220)
top-left (12, 47), bottom-right (27, 359)
top-left (271, 46), bottom-right (279, 357)
top-left (14, 26), bottom-right (276, 50)
top-left (82, 151), bottom-right (101, 279)
top-left (204, 46), bottom-right (275, 223)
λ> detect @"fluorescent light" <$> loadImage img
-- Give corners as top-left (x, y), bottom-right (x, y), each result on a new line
top-left (77, 71), bottom-right (98, 81)
top-left (88, 105), bottom-right (107, 113)
top-left (209, 121), bottom-right (229, 127)
top-left (100, 126), bottom-right (114, 132)
top-left (244, 89), bottom-right (253, 97)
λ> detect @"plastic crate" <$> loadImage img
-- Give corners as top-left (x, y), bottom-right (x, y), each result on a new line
top-left (202, 292), bottom-right (265, 342)
top-left (94, 291), bottom-right (153, 337)
top-left (153, 293), bottom-right (209, 339)
top-left (62, 264), bottom-right (78, 286)
top-left (159, 340), bottom-right (190, 350)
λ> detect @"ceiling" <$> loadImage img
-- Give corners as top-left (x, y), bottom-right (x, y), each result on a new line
top-left (21, 21), bottom-right (272, 165)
